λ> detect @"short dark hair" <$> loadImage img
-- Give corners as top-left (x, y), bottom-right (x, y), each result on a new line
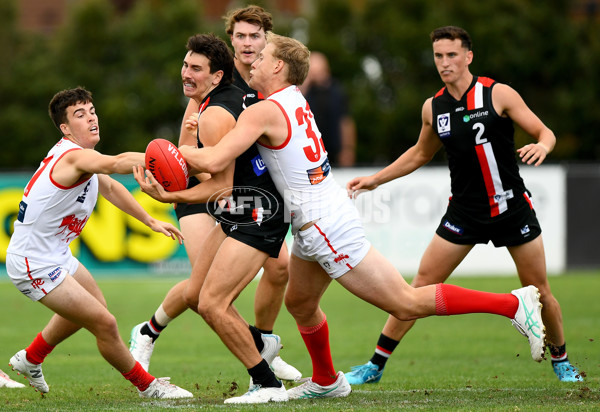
top-left (48, 87), bottom-right (93, 130)
top-left (186, 33), bottom-right (234, 85)
top-left (223, 5), bottom-right (273, 36)
top-left (430, 26), bottom-right (472, 51)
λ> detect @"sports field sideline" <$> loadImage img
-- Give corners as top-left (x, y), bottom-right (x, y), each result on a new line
top-left (1, 273), bottom-right (598, 411)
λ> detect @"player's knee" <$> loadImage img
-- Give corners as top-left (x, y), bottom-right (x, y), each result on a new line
top-left (197, 299), bottom-right (222, 326)
top-left (411, 270), bottom-right (441, 287)
top-left (93, 311), bottom-right (119, 337)
top-left (263, 256), bottom-right (289, 283)
top-left (262, 265), bottom-right (289, 287)
top-left (284, 293), bottom-right (313, 319)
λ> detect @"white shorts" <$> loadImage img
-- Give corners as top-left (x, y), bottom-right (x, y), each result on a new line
top-left (292, 200), bottom-right (371, 279)
top-left (5, 253), bottom-right (80, 301)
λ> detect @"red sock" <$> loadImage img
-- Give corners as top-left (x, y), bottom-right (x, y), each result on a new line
top-left (435, 284), bottom-right (518, 318)
top-left (298, 315), bottom-right (337, 386)
top-left (122, 361), bottom-right (155, 392)
top-left (25, 332), bottom-right (55, 364)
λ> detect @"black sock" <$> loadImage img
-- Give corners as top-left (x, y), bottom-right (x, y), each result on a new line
top-left (256, 327), bottom-right (273, 335)
top-left (549, 342), bottom-right (568, 363)
top-left (140, 316), bottom-right (166, 342)
top-left (369, 334), bottom-right (399, 370)
top-left (248, 359), bottom-right (281, 388)
top-left (249, 325), bottom-right (264, 353)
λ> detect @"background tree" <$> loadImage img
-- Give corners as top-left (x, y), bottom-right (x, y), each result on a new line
top-left (1, 0), bottom-right (598, 169)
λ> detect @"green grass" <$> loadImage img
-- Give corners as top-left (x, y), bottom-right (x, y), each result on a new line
top-left (1, 273), bottom-right (598, 411)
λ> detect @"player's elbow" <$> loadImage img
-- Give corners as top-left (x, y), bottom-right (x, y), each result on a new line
top-left (203, 159), bottom-right (227, 175)
top-left (218, 187), bottom-right (232, 198)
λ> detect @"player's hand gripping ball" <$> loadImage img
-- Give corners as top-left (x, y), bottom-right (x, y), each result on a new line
top-left (145, 139), bottom-right (189, 191)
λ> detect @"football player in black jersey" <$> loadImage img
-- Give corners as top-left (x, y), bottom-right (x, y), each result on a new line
top-left (223, 5), bottom-right (300, 381)
top-left (346, 25), bottom-right (581, 384)
top-left (131, 32), bottom-right (293, 403)
top-left (158, 5), bottom-right (298, 383)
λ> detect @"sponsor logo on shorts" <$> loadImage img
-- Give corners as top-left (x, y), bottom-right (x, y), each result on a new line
top-left (520, 225), bottom-right (531, 236)
top-left (443, 220), bottom-right (464, 235)
top-left (48, 267), bottom-right (62, 282)
top-left (334, 253), bottom-right (349, 264)
top-left (31, 278), bottom-right (45, 290)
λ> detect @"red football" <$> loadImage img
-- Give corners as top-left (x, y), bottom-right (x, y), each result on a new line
top-left (145, 138), bottom-right (189, 192)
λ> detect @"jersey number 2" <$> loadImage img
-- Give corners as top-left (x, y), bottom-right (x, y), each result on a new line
top-left (296, 104), bottom-right (325, 162)
top-left (473, 122), bottom-right (487, 144)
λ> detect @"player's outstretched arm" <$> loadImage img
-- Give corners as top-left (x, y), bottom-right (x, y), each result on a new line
top-left (69, 149), bottom-right (145, 176)
top-left (98, 174), bottom-right (183, 244)
top-left (134, 165), bottom-right (233, 205)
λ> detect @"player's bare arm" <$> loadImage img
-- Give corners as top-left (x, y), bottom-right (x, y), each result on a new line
top-left (493, 83), bottom-right (556, 166)
top-left (179, 100), bottom-right (284, 174)
top-left (134, 165), bottom-right (233, 205)
top-left (347, 98), bottom-right (442, 197)
top-left (136, 106), bottom-right (237, 204)
top-left (179, 99), bottom-right (200, 147)
top-left (98, 174), bottom-right (183, 244)
top-left (179, 99), bottom-right (212, 183)
top-left (51, 149), bottom-right (144, 187)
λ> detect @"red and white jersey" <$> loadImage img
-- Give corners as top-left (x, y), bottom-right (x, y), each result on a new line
top-left (7, 138), bottom-right (98, 264)
top-left (257, 85), bottom-right (347, 233)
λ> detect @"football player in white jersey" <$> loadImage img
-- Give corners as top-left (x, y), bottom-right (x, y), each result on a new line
top-left (5, 87), bottom-right (193, 399)
top-left (147, 33), bottom-right (547, 401)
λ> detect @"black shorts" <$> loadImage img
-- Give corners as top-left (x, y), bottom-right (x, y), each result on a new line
top-left (174, 202), bottom-right (218, 220)
top-left (219, 194), bottom-right (289, 258)
top-left (436, 201), bottom-right (541, 247)
top-left (220, 219), bottom-right (289, 258)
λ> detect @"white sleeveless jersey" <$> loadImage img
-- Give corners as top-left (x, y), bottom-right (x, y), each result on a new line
top-left (7, 138), bottom-right (99, 264)
top-left (257, 85), bottom-right (347, 233)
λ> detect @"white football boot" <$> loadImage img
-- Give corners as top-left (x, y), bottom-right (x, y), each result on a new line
top-left (138, 378), bottom-right (193, 399)
top-left (9, 350), bottom-right (49, 393)
top-left (511, 285), bottom-right (546, 362)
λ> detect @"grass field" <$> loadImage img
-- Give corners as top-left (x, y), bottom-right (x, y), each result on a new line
top-left (1, 273), bottom-right (598, 411)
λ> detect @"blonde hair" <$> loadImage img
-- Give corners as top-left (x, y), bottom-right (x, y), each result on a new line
top-left (266, 32), bottom-right (310, 85)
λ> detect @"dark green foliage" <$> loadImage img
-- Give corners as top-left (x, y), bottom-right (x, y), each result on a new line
top-left (1, 0), bottom-right (599, 168)
top-left (305, 0), bottom-right (600, 164)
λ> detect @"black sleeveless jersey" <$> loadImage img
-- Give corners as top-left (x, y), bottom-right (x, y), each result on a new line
top-left (233, 67), bottom-right (264, 108)
top-left (198, 83), bottom-right (283, 226)
top-left (432, 76), bottom-right (529, 218)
